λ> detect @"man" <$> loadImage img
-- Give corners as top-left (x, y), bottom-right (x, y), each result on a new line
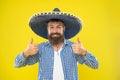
top-left (14, 8), bottom-right (99, 80)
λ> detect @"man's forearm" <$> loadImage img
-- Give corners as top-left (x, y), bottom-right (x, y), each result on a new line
top-left (83, 52), bottom-right (99, 69)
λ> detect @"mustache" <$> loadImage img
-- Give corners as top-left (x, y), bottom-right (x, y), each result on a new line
top-left (49, 33), bottom-right (61, 36)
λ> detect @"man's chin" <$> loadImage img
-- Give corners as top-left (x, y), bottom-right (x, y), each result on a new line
top-left (48, 35), bottom-right (64, 45)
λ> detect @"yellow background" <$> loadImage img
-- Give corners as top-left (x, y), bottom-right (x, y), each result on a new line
top-left (0, 0), bottom-right (120, 80)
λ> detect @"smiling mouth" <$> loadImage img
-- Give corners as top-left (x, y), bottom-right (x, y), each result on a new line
top-left (52, 34), bottom-right (60, 37)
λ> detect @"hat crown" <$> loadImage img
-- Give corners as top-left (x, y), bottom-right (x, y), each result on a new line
top-left (53, 8), bottom-right (60, 12)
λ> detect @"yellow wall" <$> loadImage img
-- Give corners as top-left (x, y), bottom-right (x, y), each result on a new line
top-left (0, 0), bottom-right (120, 80)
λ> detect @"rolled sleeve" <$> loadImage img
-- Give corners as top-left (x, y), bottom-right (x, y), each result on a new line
top-left (77, 51), bottom-right (99, 69)
top-left (14, 53), bottom-right (27, 68)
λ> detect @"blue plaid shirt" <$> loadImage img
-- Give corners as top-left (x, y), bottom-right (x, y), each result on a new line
top-left (14, 39), bottom-right (98, 80)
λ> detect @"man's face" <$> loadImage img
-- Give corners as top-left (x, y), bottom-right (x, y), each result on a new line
top-left (47, 21), bottom-right (65, 45)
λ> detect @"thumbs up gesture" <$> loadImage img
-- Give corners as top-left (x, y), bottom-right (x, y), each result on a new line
top-left (72, 38), bottom-right (86, 56)
top-left (23, 38), bottom-right (38, 58)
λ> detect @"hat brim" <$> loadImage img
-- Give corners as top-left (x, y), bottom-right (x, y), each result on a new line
top-left (29, 15), bottom-right (82, 39)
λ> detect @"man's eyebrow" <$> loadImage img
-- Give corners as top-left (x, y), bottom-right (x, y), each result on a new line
top-left (47, 24), bottom-right (53, 26)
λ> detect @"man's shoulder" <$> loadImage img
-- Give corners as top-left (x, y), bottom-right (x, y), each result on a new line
top-left (38, 41), bottom-right (50, 47)
top-left (65, 39), bottom-right (75, 45)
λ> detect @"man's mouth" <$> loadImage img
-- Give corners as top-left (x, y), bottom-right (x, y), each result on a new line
top-left (50, 33), bottom-right (61, 37)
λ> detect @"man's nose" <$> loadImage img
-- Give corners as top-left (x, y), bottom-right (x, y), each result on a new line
top-left (52, 27), bottom-right (58, 33)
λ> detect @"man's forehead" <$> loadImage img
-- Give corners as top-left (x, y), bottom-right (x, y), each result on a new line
top-left (47, 22), bottom-right (65, 28)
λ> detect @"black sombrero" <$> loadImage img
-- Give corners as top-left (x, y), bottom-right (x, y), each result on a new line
top-left (29, 8), bottom-right (82, 39)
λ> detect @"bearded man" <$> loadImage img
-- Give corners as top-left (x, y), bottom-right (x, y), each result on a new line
top-left (14, 8), bottom-right (99, 80)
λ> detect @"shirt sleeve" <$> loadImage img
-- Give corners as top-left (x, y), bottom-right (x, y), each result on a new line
top-left (14, 52), bottom-right (39, 68)
top-left (76, 51), bottom-right (99, 69)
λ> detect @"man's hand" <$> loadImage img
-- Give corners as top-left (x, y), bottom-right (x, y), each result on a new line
top-left (23, 38), bottom-right (38, 58)
top-left (72, 38), bottom-right (86, 56)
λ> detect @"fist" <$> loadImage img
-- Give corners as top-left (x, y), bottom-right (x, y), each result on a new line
top-left (23, 38), bottom-right (38, 58)
top-left (72, 38), bottom-right (86, 56)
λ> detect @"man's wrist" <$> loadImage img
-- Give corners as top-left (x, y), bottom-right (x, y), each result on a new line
top-left (81, 49), bottom-right (87, 56)
top-left (23, 51), bottom-right (29, 58)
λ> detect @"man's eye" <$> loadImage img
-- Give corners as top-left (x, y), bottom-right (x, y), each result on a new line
top-left (57, 26), bottom-right (62, 28)
top-left (50, 26), bottom-right (54, 28)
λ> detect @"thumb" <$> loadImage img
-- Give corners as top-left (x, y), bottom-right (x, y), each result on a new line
top-left (29, 38), bottom-right (33, 44)
top-left (77, 37), bottom-right (81, 44)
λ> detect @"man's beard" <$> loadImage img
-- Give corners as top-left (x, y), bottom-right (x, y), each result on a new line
top-left (48, 33), bottom-right (64, 45)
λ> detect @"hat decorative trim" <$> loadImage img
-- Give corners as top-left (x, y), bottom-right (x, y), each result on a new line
top-left (32, 11), bottom-right (78, 19)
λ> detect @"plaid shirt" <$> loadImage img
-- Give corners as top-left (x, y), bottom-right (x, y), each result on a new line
top-left (14, 39), bottom-right (98, 80)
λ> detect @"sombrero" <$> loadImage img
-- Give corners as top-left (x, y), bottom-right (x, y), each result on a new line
top-left (29, 8), bottom-right (82, 39)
